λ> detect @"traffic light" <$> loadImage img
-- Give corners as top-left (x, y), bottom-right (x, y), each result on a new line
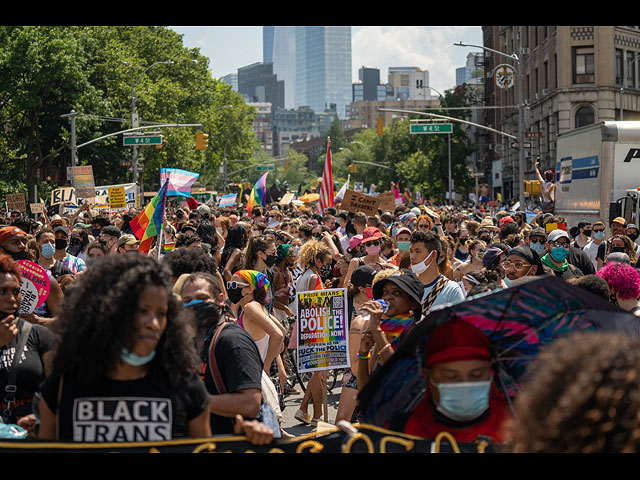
top-left (196, 131), bottom-right (209, 150)
top-left (377, 116), bottom-right (384, 135)
top-left (349, 164), bottom-right (358, 173)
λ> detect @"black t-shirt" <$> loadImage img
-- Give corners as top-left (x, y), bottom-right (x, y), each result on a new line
top-left (40, 370), bottom-right (210, 442)
top-left (200, 322), bottom-right (263, 435)
top-left (568, 246), bottom-right (595, 275)
top-left (0, 318), bottom-right (54, 421)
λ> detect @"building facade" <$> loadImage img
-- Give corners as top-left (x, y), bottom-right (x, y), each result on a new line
top-left (263, 26), bottom-right (296, 109)
top-left (294, 26), bottom-right (352, 118)
top-left (237, 62), bottom-right (285, 109)
top-left (482, 26), bottom-right (640, 202)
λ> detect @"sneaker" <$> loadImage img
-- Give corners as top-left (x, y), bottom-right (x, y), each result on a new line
top-left (294, 409), bottom-right (312, 424)
top-left (284, 386), bottom-right (298, 395)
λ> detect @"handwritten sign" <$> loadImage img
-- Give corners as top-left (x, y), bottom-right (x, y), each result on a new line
top-left (30, 203), bottom-right (45, 214)
top-left (72, 165), bottom-right (96, 198)
top-left (378, 191), bottom-right (396, 212)
top-left (5, 193), bottom-right (27, 212)
top-left (16, 260), bottom-right (50, 314)
top-left (340, 189), bottom-right (380, 216)
top-left (51, 187), bottom-right (77, 206)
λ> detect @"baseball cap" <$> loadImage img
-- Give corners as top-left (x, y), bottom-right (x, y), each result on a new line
top-left (394, 227), bottom-right (412, 237)
top-left (117, 234), bottom-right (139, 247)
top-left (348, 234), bottom-right (363, 251)
top-left (0, 226), bottom-right (26, 245)
top-left (611, 217), bottom-right (626, 226)
top-left (53, 226), bottom-right (69, 237)
top-left (350, 265), bottom-right (377, 287)
top-left (197, 204), bottom-right (211, 216)
top-left (529, 227), bottom-right (546, 238)
top-left (424, 317), bottom-right (491, 368)
top-left (482, 243), bottom-right (511, 267)
top-left (547, 229), bottom-right (570, 243)
top-left (361, 227), bottom-right (382, 244)
top-left (372, 269), bottom-right (424, 307)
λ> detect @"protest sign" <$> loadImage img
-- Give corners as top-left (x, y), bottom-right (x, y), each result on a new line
top-left (16, 260), bottom-right (50, 314)
top-left (295, 288), bottom-right (349, 373)
top-left (108, 186), bottom-right (126, 210)
top-left (218, 193), bottom-right (237, 207)
top-left (340, 189), bottom-right (380, 216)
top-left (5, 193), bottom-right (27, 212)
top-left (72, 165), bottom-right (96, 198)
top-left (378, 191), bottom-right (396, 212)
top-left (30, 203), bottom-right (45, 214)
top-left (279, 193), bottom-right (294, 205)
top-left (51, 187), bottom-right (77, 206)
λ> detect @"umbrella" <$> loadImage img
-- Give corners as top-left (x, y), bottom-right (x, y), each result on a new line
top-left (298, 193), bottom-right (319, 203)
top-left (357, 275), bottom-right (640, 428)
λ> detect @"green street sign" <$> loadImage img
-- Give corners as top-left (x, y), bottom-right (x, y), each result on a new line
top-left (410, 123), bottom-right (453, 134)
top-left (255, 165), bottom-right (275, 171)
top-left (123, 135), bottom-right (163, 146)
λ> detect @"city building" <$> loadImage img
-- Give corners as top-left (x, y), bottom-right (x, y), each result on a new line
top-left (272, 106), bottom-right (318, 158)
top-left (294, 26), bottom-right (352, 119)
top-left (248, 102), bottom-right (274, 156)
top-left (387, 67), bottom-right (435, 101)
top-left (346, 98), bottom-right (440, 131)
top-left (263, 26), bottom-right (296, 109)
top-left (352, 67), bottom-right (387, 102)
top-left (482, 26), bottom-right (640, 202)
top-left (237, 62), bottom-right (285, 109)
top-left (220, 73), bottom-right (238, 92)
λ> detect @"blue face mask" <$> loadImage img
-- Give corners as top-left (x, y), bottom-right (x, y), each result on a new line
top-left (121, 348), bottom-right (156, 366)
top-left (529, 242), bottom-right (546, 253)
top-left (593, 231), bottom-right (605, 240)
top-left (550, 247), bottom-right (569, 262)
top-left (397, 241), bottom-right (410, 252)
top-left (434, 379), bottom-right (492, 422)
top-left (41, 242), bottom-right (55, 259)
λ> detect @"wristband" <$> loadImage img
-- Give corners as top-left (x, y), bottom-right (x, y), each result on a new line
top-left (357, 352), bottom-right (370, 360)
top-left (377, 343), bottom-right (392, 357)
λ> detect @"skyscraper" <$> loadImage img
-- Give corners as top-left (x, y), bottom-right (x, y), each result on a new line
top-left (294, 26), bottom-right (352, 118)
top-left (263, 26), bottom-right (296, 109)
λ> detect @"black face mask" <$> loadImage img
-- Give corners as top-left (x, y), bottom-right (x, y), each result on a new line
top-left (583, 229), bottom-right (592, 237)
top-left (55, 238), bottom-right (68, 251)
top-left (320, 264), bottom-right (332, 278)
top-left (264, 254), bottom-right (278, 267)
top-left (227, 287), bottom-right (245, 304)
top-left (6, 249), bottom-right (30, 261)
top-left (611, 246), bottom-right (626, 254)
top-left (629, 233), bottom-right (639, 242)
top-left (187, 301), bottom-right (222, 339)
top-left (67, 237), bottom-right (82, 256)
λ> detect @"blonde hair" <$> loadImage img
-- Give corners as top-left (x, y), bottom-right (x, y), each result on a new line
top-left (297, 239), bottom-right (331, 271)
top-left (372, 268), bottom-right (396, 286)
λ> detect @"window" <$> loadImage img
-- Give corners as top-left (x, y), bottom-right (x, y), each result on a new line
top-left (574, 47), bottom-right (595, 84)
top-left (576, 106), bottom-right (595, 128)
top-left (616, 49), bottom-right (624, 85)
top-left (626, 52), bottom-right (638, 88)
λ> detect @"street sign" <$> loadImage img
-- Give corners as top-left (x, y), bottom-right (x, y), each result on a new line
top-left (511, 142), bottom-right (532, 149)
top-left (410, 123), bottom-right (453, 134)
top-left (525, 131), bottom-right (543, 139)
top-left (255, 165), bottom-right (275, 171)
top-left (123, 135), bottom-right (162, 146)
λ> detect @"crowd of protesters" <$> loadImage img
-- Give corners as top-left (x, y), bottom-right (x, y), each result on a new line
top-left (2, 190), bottom-right (640, 452)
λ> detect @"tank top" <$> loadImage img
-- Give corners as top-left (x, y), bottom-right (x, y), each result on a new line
top-left (237, 309), bottom-right (270, 363)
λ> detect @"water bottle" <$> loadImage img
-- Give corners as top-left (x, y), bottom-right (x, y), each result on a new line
top-left (360, 299), bottom-right (388, 322)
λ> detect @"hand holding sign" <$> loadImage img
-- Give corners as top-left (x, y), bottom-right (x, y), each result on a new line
top-left (16, 261), bottom-right (50, 314)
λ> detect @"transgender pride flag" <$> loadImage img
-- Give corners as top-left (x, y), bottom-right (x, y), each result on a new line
top-left (160, 168), bottom-right (199, 198)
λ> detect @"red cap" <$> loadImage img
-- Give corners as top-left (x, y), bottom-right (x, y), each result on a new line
top-left (424, 317), bottom-right (491, 367)
top-left (361, 227), bottom-right (382, 243)
top-left (0, 226), bottom-right (27, 246)
top-left (499, 216), bottom-right (514, 228)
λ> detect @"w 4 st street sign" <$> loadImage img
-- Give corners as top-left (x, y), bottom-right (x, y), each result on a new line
top-left (410, 123), bottom-right (453, 134)
top-left (123, 135), bottom-right (162, 146)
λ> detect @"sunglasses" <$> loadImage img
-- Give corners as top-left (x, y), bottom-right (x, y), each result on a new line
top-left (529, 238), bottom-right (545, 244)
top-left (501, 260), bottom-right (532, 270)
top-left (227, 281), bottom-right (250, 290)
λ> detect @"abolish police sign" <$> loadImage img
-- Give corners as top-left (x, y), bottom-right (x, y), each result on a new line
top-left (16, 260), bottom-right (50, 314)
top-left (295, 288), bottom-right (349, 373)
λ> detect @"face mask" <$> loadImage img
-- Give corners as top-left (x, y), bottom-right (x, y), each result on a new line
top-left (504, 277), bottom-right (513, 288)
top-left (611, 246), bottom-right (626, 253)
top-left (530, 242), bottom-right (546, 253)
top-left (365, 245), bottom-right (381, 256)
top-left (41, 243), bottom-right (56, 259)
top-left (434, 379), bottom-right (492, 422)
top-left (264, 253), bottom-right (278, 267)
top-left (411, 250), bottom-right (435, 275)
top-left (67, 237), bottom-right (83, 256)
top-left (227, 287), bottom-right (245, 304)
top-left (365, 287), bottom-right (374, 299)
top-left (55, 238), bottom-right (68, 251)
top-left (550, 247), bottom-right (569, 262)
top-left (397, 241), bottom-right (410, 252)
top-left (583, 229), bottom-right (592, 237)
top-left (121, 348), bottom-right (156, 366)
top-left (320, 264), bottom-right (332, 277)
top-left (91, 228), bottom-right (101, 237)
top-left (628, 233), bottom-right (639, 242)
top-left (593, 231), bottom-right (605, 240)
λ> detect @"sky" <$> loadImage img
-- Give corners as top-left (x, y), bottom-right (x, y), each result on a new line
top-left (169, 26), bottom-right (484, 96)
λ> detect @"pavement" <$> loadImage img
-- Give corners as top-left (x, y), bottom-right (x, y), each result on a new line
top-left (278, 370), bottom-right (346, 438)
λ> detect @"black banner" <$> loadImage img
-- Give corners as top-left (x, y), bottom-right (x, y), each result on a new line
top-left (0, 424), bottom-right (500, 453)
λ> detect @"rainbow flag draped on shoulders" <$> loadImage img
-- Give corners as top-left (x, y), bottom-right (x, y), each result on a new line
top-left (129, 181), bottom-right (169, 254)
top-left (247, 172), bottom-right (268, 216)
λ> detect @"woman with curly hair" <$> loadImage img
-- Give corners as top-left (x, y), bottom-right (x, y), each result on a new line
top-left (37, 254), bottom-right (211, 442)
top-left (220, 224), bottom-right (248, 282)
top-left (604, 234), bottom-right (638, 265)
top-left (512, 332), bottom-right (640, 453)
top-left (596, 261), bottom-right (640, 317)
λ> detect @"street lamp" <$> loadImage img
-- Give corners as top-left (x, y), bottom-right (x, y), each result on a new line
top-left (122, 60), bottom-right (174, 188)
top-left (455, 40), bottom-right (526, 208)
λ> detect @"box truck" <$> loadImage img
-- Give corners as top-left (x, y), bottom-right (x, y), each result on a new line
top-left (553, 121), bottom-right (640, 231)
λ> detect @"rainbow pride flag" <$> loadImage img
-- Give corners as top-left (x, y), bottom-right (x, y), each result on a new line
top-left (130, 181), bottom-right (168, 254)
top-left (247, 172), bottom-right (268, 216)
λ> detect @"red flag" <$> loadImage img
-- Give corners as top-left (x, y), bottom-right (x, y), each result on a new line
top-left (186, 196), bottom-right (199, 210)
top-left (318, 138), bottom-right (334, 215)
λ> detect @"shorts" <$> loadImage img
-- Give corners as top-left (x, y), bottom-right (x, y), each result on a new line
top-left (342, 369), bottom-right (358, 390)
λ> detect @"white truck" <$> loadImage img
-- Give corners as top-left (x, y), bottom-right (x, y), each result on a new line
top-left (553, 121), bottom-right (640, 231)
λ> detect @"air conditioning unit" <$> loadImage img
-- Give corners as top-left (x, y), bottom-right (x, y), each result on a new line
top-left (521, 47), bottom-right (530, 55)
top-left (542, 88), bottom-right (549, 95)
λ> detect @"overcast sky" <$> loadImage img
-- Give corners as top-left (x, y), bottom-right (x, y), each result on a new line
top-left (170, 26), bottom-right (484, 95)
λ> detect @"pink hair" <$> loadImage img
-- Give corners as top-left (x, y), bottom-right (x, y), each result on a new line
top-left (596, 262), bottom-right (640, 300)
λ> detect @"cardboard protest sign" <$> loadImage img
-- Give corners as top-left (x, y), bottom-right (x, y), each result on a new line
top-left (295, 288), bottom-right (349, 373)
top-left (30, 203), bottom-right (45, 214)
top-left (279, 193), bottom-right (294, 205)
top-left (51, 187), bottom-right (77, 206)
top-left (378, 191), bottom-right (396, 212)
top-left (340, 189), bottom-right (380, 216)
top-left (5, 193), bottom-right (27, 212)
top-left (16, 260), bottom-right (50, 314)
top-left (72, 165), bottom-right (96, 198)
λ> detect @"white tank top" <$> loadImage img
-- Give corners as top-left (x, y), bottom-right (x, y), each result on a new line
top-left (254, 333), bottom-right (270, 363)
